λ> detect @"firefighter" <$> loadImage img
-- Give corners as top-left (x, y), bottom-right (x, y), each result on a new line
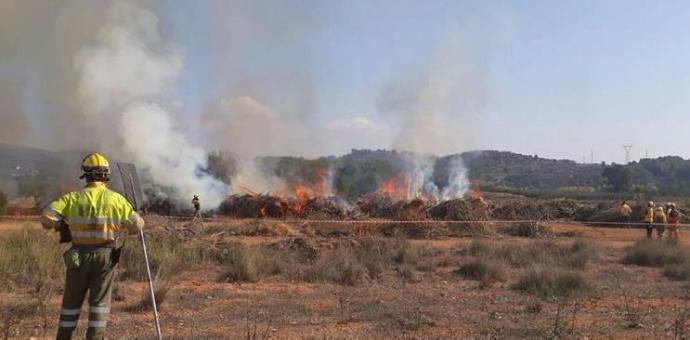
top-left (41, 153), bottom-right (144, 340)
top-left (667, 203), bottom-right (680, 240)
top-left (654, 206), bottom-right (667, 238)
top-left (644, 201), bottom-right (655, 238)
top-left (619, 201), bottom-right (632, 227)
top-left (192, 194), bottom-right (201, 218)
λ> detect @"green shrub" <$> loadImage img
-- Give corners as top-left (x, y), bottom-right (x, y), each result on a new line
top-left (512, 268), bottom-right (591, 298)
top-left (622, 240), bottom-right (687, 267)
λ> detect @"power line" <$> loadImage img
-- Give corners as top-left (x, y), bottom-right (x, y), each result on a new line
top-left (623, 144), bottom-right (633, 164)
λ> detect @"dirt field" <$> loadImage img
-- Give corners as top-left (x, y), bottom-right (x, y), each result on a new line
top-left (1, 217), bottom-right (689, 339)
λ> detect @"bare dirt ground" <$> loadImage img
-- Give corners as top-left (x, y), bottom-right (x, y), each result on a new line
top-left (1, 217), bottom-right (689, 339)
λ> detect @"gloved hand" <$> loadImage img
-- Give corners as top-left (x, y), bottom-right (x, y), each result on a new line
top-left (57, 220), bottom-right (72, 243)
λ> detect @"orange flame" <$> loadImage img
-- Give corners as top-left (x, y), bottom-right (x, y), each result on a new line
top-left (380, 173), bottom-right (411, 198)
top-left (290, 184), bottom-right (311, 213)
top-left (259, 207), bottom-right (267, 217)
top-left (468, 180), bottom-right (483, 200)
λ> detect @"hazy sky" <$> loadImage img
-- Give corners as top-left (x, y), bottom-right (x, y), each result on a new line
top-left (3, 0), bottom-right (690, 163)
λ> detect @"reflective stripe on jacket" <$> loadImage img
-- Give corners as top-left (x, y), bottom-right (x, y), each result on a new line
top-left (41, 182), bottom-right (144, 245)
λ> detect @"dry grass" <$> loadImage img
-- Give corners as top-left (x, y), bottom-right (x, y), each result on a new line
top-left (512, 267), bottom-right (592, 299)
top-left (214, 236), bottom-right (425, 285)
top-left (3, 220), bottom-right (690, 338)
top-left (120, 233), bottom-right (214, 281)
top-left (0, 228), bottom-right (63, 290)
top-left (664, 261), bottom-right (690, 281)
top-left (126, 276), bottom-right (171, 312)
top-left (1, 300), bottom-right (40, 339)
top-left (217, 243), bottom-right (261, 283)
top-left (499, 223), bottom-right (553, 237)
top-left (465, 239), bottom-right (598, 270)
top-left (454, 258), bottom-right (508, 286)
top-left (305, 246), bottom-right (369, 285)
top-left (622, 239), bottom-right (687, 267)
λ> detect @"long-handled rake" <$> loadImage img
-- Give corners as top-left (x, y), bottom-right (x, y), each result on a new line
top-left (117, 163), bottom-right (162, 339)
top-left (139, 228), bottom-right (162, 340)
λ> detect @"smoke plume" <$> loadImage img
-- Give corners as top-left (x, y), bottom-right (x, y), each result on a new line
top-left (75, 2), bottom-right (227, 207)
top-left (376, 41), bottom-right (485, 199)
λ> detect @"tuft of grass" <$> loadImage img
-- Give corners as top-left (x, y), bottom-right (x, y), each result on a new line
top-left (354, 237), bottom-right (389, 280)
top-left (664, 262), bottom-right (690, 281)
top-left (564, 239), bottom-right (599, 270)
top-left (126, 277), bottom-right (171, 312)
top-left (622, 240), bottom-right (687, 267)
top-left (391, 237), bottom-right (419, 266)
top-left (500, 223), bottom-right (553, 238)
top-left (466, 240), bottom-right (491, 256)
top-left (121, 233), bottom-right (214, 281)
top-left (217, 243), bottom-right (259, 283)
top-left (512, 267), bottom-right (592, 299)
top-left (466, 239), bottom-right (598, 270)
top-left (525, 300), bottom-right (543, 314)
top-left (305, 246), bottom-right (367, 286)
top-left (455, 258), bottom-right (508, 285)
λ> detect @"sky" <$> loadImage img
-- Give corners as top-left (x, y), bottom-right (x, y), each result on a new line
top-left (3, 0), bottom-right (690, 164)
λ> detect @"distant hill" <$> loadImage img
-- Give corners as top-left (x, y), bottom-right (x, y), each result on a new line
top-left (459, 150), bottom-right (605, 188)
top-left (0, 143), bottom-right (84, 198)
top-left (2, 144), bottom-right (689, 201)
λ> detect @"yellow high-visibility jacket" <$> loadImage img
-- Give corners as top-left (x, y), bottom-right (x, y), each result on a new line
top-left (41, 182), bottom-right (144, 245)
top-left (619, 204), bottom-right (632, 217)
top-left (654, 209), bottom-right (667, 224)
top-left (644, 207), bottom-right (655, 223)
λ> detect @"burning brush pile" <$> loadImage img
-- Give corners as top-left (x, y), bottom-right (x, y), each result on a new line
top-left (217, 185), bottom-right (358, 220)
top-left (142, 161), bottom-right (594, 223)
top-left (216, 174), bottom-right (495, 221)
top-left (215, 192), bottom-right (588, 223)
top-left (217, 191), bottom-right (497, 222)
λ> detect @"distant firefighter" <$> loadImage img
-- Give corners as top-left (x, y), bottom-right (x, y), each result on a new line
top-left (619, 201), bottom-right (632, 227)
top-left (644, 201), bottom-right (655, 238)
top-left (653, 206), bottom-right (667, 238)
top-left (667, 203), bottom-right (680, 240)
top-left (192, 194), bottom-right (201, 218)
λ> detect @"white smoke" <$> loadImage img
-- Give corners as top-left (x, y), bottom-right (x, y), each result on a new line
top-left (76, 2), bottom-right (227, 207)
top-left (202, 94), bottom-right (339, 197)
top-left (440, 156), bottom-right (470, 200)
top-left (201, 96), bottom-right (294, 194)
top-left (376, 40), bottom-right (484, 200)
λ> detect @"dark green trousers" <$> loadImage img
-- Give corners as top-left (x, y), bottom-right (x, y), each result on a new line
top-left (57, 247), bottom-right (114, 340)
